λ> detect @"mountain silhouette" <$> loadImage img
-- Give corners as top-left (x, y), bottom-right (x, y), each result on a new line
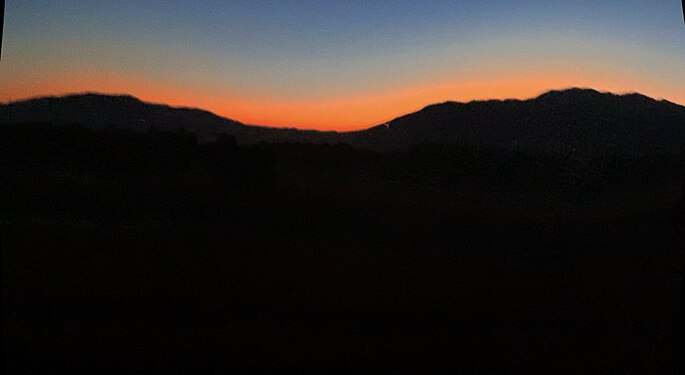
top-left (0, 93), bottom-right (247, 143)
top-left (3, 88), bottom-right (685, 373)
top-left (355, 88), bottom-right (685, 156)
top-left (0, 93), bottom-right (346, 145)
top-left (2, 88), bottom-right (684, 156)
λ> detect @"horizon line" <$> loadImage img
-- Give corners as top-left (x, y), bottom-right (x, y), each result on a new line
top-left (2, 86), bottom-right (681, 132)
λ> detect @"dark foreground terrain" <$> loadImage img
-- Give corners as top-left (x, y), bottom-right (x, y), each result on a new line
top-left (2, 124), bottom-right (684, 373)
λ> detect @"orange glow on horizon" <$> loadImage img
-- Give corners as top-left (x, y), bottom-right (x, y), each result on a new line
top-left (2, 68), bottom-right (684, 131)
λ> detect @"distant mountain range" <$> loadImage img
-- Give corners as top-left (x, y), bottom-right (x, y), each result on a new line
top-left (2, 88), bottom-right (684, 156)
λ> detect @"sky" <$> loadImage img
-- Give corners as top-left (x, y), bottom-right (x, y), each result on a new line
top-left (1, 0), bottom-right (684, 130)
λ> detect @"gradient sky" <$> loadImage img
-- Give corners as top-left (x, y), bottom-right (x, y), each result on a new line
top-left (1, 0), bottom-right (684, 130)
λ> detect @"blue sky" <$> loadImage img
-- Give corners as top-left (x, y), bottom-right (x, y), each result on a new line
top-left (1, 0), bottom-right (684, 129)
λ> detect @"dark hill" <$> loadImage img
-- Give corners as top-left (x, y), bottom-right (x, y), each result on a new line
top-left (2, 89), bottom-right (684, 156)
top-left (2, 91), bottom-right (685, 373)
top-left (0, 93), bottom-right (344, 144)
top-left (354, 88), bottom-right (685, 156)
top-left (0, 93), bottom-right (249, 143)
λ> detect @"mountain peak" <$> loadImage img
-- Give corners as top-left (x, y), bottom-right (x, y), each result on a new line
top-left (534, 88), bottom-right (662, 104)
top-left (2, 92), bottom-right (144, 107)
top-left (68, 92), bottom-right (143, 102)
top-left (0, 92), bottom-right (248, 143)
top-left (535, 88), bottom-right (607, 101)
top-left (416, 88), bottom-right (627, 115)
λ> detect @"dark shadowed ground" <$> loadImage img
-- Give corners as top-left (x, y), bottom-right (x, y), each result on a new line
top-left (2, 124), bottom-right (683, 373)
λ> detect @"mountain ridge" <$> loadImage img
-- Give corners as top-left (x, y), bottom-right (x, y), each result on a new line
top-left (2, 88), bottom-right (684, 155)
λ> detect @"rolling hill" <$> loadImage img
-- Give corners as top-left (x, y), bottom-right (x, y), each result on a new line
top-left (2, 88), bottom-right (684, 157)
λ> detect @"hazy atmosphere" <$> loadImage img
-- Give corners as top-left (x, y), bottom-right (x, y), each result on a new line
top-left (1, 0), bottom-right (684, 129)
